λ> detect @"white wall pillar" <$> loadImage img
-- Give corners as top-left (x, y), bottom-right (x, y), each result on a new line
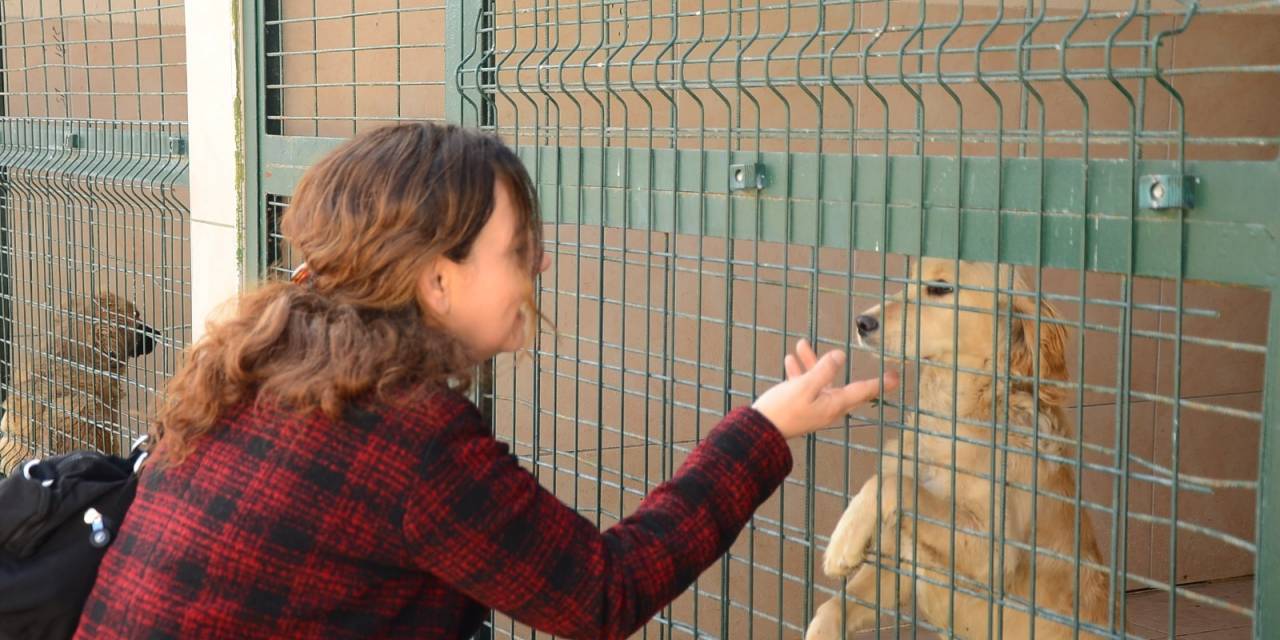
top-left (184, 0), bottom-right (244, 341)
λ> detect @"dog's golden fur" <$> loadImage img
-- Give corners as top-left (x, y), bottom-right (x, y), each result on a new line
top-left (806, 258), bottom-right (1111, 640)
top-left (0, 292), bottom-right (157, 475)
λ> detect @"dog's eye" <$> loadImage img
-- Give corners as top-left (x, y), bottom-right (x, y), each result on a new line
top-left (925, 282), bottom-right (954, 296)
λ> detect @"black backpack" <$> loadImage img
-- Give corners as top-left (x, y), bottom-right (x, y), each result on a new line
top-left (0, 439), bottom-right (149, 640)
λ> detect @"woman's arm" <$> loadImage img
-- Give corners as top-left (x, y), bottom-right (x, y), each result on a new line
top-left (401, 399), bottom-right (790, 640)
top-left (402, 340), bottom-right (894, 639)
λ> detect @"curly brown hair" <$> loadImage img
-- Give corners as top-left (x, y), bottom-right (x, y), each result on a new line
top-left (153, 123), bottom-right (542, 467)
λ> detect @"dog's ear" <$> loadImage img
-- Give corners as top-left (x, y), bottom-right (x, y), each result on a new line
top-left (55, 294), bottom-right (130, 367)
top-left (96, 320), bottom-right (127, 363)
top-left (1009, 277), bottom-right (1069, 406)
top-left (91, 292), bottom-right (142, 363)
top-left (51, 299), bottom-right (97, 362)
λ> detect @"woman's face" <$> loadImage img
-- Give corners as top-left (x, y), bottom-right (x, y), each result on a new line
top-left (420, 180), bottom-right (550, 362)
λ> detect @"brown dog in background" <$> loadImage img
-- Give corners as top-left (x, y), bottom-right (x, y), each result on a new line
top-left (0, 292), bottom-right (158, 475)
top-left (806, 258), bottom-right (1111, 640)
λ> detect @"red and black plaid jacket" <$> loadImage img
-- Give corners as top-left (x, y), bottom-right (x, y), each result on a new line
top-left (74, 386), bottom-right (792, 639)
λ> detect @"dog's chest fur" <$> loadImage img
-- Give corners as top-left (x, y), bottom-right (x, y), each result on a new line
top-left (18, 361), bottom-right (122, 421)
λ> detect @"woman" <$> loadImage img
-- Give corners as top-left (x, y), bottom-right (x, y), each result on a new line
top-left (75, 123), bottom-right (895, 639)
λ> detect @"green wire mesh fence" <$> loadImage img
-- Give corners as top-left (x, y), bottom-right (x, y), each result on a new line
top-left (0, 0), bottom-right (190, 474)
top-left (253, 0), bottom-right (451, 273)
top-left (263, 0), bottom-right (448, 137)
top-left (250, 0), bottom-right (1280, 638)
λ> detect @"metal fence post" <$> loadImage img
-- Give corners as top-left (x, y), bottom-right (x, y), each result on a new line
top-left (1257, 290), bottom-right (1280, 639)
top-left (0, 7), bottom-right (10, 412)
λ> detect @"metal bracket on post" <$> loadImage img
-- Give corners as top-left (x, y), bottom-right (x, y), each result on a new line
top-left (729, 162), bottom-right (766, 192)
top-left (1139, 174), bottom-right (1198, 211)
top-left (168, 136), bottom-right (187, 156)
top-left (63, 132), bottom-right (81, 150)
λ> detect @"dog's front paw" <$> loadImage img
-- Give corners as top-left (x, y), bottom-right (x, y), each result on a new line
top-left (823, 493), bottom-right (876, 578)
top-left (805, 599), bottom-right (847, 640)
top-left (822, 548), bottom-right (859, 579)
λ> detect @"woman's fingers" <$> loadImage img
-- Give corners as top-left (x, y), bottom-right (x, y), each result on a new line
top-left (796, 339), bottom-right (819, 372)
top-left (817, 370), bottom-right (900, 421)
top-left (800, 350), bottom-right (845, 394)
top-left (785, 339), bottom-right (819, 380)
top-left (833, 372), bottom-right (897, 408)
top-left (760, 341), bottom-right (901, 439)
top-left (784, 354), bottom-right (802, 380)
top-left (754, 347), bottom-right (901, 439)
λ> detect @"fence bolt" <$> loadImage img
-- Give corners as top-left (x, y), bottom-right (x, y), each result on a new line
top-left (729, 163), bottom-right (766, 192)
top-left (1139, 174), bottom-right (1198, 211)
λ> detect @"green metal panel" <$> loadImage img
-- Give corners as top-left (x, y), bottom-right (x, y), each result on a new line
top-left (0, 120), bottom-right (188, 186)
top-left (445, 0), bottom-right (487, 126)
top-left (1260, 292), bottom-right (1280, 637)
top-left (0, 19), bottom-right (10, 408)
top-left (241, 0), bottom-right (266, 283)
top-left (260, 135), bottom-right (1280, 289)
top-left (463, 2), bottom-right (1279, 638)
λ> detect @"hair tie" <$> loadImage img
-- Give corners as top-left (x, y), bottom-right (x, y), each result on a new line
top-left (290, 262), bottom-right (314, 287)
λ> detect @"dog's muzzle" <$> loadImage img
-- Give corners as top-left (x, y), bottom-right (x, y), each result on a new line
top-left (132, 324), bottom-right (161, 358)
top-left (855, 314), bottom-right (879, 338)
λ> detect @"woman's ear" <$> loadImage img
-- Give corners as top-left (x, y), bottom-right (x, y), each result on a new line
top-left (417, 257), bottom-right (453, 317)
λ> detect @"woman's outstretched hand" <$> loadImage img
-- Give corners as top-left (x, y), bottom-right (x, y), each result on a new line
top-left (751, 339), bottom-right (899, 440)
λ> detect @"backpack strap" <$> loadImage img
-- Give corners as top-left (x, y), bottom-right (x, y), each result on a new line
top-left (0, 436), bottom-right (152, 481)
top-left (128, 435), bottom-right (152, 474)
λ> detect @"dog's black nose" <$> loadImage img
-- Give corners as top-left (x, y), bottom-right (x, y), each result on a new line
top-left (856, 315), bottom-right (879, 336)
top-left (134, 324), bottom-right (160, 358)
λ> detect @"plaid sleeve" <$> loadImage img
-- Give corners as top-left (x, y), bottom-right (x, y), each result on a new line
top-left (401, 402), bottom-right (792, 640)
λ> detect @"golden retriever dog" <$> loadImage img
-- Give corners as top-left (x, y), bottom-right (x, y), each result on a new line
top-left (806, 258), bottom-right (1111, 640)
top-left (0, 292), bottom-right (158, 475)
